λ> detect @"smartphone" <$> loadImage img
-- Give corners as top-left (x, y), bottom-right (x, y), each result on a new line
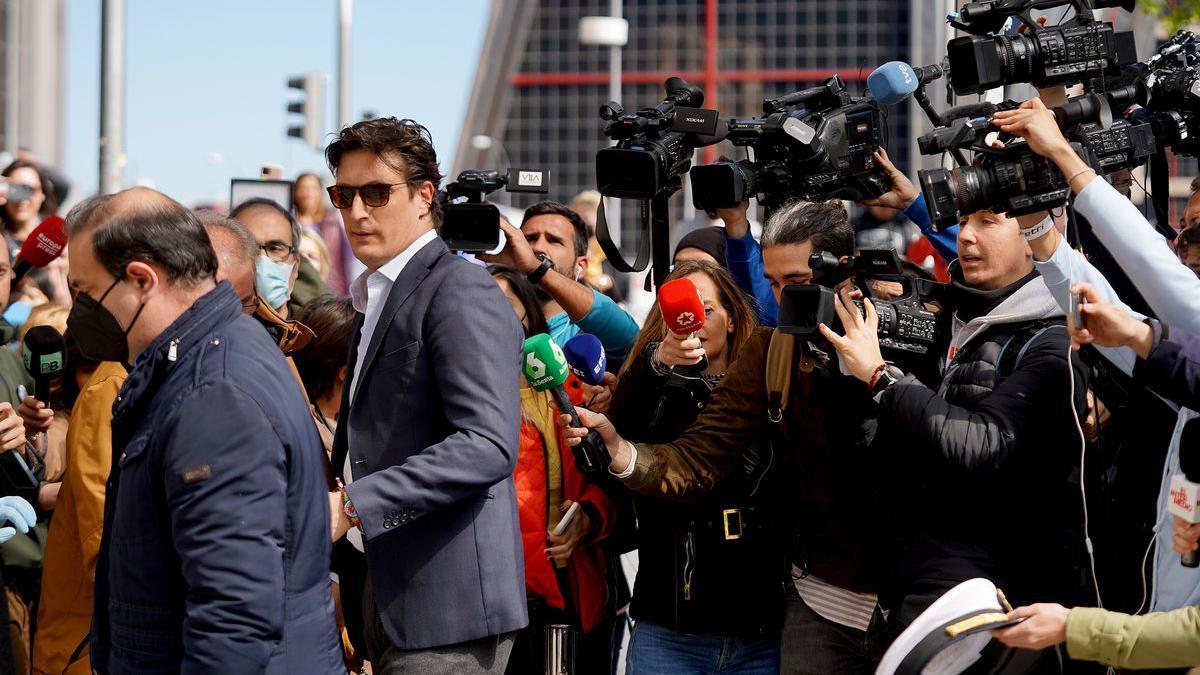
top-left (552, 502), bottom-right (581, 536)
top-left (1069, 289), bottom-right (1086, 331)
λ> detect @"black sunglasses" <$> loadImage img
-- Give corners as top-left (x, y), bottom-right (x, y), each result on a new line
top-left (326, 182), bottom-right (411, 209)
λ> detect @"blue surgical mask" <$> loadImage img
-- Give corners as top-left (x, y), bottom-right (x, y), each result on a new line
top-left (256, 256), bottom-right (294, 309)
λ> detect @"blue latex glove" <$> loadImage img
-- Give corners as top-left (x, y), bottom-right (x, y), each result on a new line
top-left (0, 496), bottom-right (36, 544)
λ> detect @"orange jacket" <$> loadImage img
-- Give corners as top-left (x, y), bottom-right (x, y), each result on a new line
top-left (514, 389), bottom-right (616, 633)
top-left (33, 362), bottom-right (126, 675)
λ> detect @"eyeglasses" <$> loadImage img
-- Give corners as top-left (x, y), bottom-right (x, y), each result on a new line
top-left (259, 241), bottom-right (296, 263)
top-left (326, 182), bottom-right (410, 209)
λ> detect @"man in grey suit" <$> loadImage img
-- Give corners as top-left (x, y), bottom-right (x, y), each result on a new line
top-left (325, 117), bottom-right (528, 673)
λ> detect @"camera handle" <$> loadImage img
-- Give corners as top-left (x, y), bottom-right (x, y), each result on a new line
top-left (596, 193), bottom-right (674, 291)
top-left (913, 85), bottom-right (971, 168)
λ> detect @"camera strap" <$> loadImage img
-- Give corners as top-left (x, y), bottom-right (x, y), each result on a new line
top-left (1150, 148), bottom-right (1176, 240)
top-left (595, 195), bottom-right (673, 289)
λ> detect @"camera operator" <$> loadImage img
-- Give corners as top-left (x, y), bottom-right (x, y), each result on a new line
top-left (992, 99), bottom-right (1200, 335)
top-left (717, 150), bottom-right (959, 327)
top-left (987, 286), bottom-right (1200, 669)
top-left (562, 200), bottom-right (890, 674)
top-left (484, 202), bottom-right (638, 366)
top-left (995, 99), bottom-right (1200, 614)
top-left (818, 199), bottom-right (1090, 647)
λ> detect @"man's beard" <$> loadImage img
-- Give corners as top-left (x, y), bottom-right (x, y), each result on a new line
top-left (535, 260), bottom-right (576, 305)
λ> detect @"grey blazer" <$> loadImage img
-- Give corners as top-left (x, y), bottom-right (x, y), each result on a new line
top-left (333, 236), bottom-right (528, 650)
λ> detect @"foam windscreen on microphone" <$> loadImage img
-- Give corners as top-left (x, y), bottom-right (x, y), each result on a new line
top-left (942, 101), bottom-right (999, 123)
top-left (522, 333), bottom-right (570, 392)
top-left (868, 61), bottom-right (920, 106)
top-left (14, 216), bottom-right (67, 280)
top-left (22, 326), bottom-right (65, 379)
top-left (658, 277), bottom-right (706, 335)
top-left (563, 333), bottom-right (607, 386)
top-left (23, 325), bottom-right (65, 404)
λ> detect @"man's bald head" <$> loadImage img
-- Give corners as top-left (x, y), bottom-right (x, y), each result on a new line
top-left (65, 187), bottom-right (217, 288)
top-left (198, 212), bottom-right (257, 303)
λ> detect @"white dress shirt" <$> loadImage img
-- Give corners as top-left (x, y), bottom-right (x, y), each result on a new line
top-left (348, 228), bottom-right (439, 405)
top-left (342, 228), bottom-right (438, 552)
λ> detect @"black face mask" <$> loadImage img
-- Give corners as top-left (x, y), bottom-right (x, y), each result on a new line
top-left (66, 278), bottom-right (145, 364)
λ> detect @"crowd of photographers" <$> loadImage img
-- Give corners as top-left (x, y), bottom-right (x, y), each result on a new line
top-left (2, 9), bottom-right (1200, 675)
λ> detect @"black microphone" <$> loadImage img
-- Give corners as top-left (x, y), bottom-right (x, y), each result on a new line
top-left (22, 326), bottom-right (65, 405)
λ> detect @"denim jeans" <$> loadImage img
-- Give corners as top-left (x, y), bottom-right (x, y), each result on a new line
top-left (780, 588), bottom-right (886, 675)
top-left (625, 620), bottom-right (780, 675)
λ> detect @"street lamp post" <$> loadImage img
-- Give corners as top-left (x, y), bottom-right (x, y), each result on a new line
top-left (580, 5), bottom-right (629, 247)
top-left (99, 0), bottom-right (126, 195)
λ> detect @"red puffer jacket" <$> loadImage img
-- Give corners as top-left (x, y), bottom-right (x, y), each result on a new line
top-left (514, 389), bottom-right (616, 633)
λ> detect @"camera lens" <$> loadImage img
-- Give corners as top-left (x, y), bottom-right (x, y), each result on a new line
top-left (995, 33), bottom-right (1037, 82)
top-left (948, 165), bottom-right (998, 218)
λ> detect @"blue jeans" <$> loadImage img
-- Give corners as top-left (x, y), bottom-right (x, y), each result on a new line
top-left (625, 620), bottom-right (780, 675)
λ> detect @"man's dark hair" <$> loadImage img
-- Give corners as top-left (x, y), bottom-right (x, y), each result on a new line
top-left (293, 294), bottom-right (356, 402)
top-left (324, 117), bottom-right (444, 224)
top-left (66, 192), bottom-right (217, 288)
top-left (197, 211), bottom-right (258, 264)
top-left (761, 199), bottom-right (854, 258)
top-left (230, 198), bottom-right (302, 250)
top-left (522, 201), bottom-right (589, 259)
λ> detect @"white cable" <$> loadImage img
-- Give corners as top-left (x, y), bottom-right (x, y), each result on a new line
top-left (1135, 533), bottom-right (1156, 616)
top-left (1068, 339), bottom-right (1104, 608)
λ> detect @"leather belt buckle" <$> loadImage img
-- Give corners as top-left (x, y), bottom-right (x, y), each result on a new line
top-left (722, 508), bottom-right (743, 541)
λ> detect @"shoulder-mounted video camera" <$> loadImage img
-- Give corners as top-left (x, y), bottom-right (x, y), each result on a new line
top-left (778, 249), bottom-right (942, 357)
top-left (689, 75), bottom-right (890, 214)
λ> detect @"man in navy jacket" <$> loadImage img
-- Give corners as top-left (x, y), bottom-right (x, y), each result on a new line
top-left (68, 188), bottom-right (342, 674)
top-left (326, 118), bottom-right (527, 673)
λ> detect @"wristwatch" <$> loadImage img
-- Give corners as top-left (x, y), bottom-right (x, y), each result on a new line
top-left (527, 253), bottom-right (554, 285)
top-left (870, 365), bottom-right (903, 398)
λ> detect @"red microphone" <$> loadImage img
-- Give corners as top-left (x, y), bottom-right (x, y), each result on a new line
top-left (13, 216), bottom-right (66, 282)
top-left (657, 277), bottom-right (708, 371)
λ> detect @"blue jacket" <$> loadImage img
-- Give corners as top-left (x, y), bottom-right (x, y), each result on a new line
top-left (334, 236), bottom-right (528, 650)
top-left (92, 282), bottom-right (342, 674)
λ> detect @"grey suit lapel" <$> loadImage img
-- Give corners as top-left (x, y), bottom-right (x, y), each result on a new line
top-left (351, 236), bottom-right (447, 403)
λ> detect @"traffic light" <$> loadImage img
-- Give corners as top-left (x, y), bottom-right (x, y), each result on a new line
top-left (286, 73), bottom-right (326, 150)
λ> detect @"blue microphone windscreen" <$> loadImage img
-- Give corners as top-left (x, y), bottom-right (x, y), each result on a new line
top-left (868, 61), bottom-right (918, 106)
top-left (563, 333), bottom-right (607, 386)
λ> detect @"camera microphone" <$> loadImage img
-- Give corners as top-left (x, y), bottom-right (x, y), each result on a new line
top-left (13, 216), bottom-right (66, 283)
top-left (940, 101), bottom-right (1000, 124)
top-left (563, 333), bottom-right (607, 387)
top-left (658, 277), bottom-right (709, 372)
top-left (867, 61), bottom-right (943, 106)
top-left (522, 334), bottom-right (611, 474)
top-left (22, 325), bottom-right (65, 405)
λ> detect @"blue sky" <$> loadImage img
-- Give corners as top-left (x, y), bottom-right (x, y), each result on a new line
top-left (67, 0), bottom-right (490, 207)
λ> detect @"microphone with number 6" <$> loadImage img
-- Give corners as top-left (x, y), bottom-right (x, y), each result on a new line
top-left (563, 333), bottom-right (607, 387)
top-left (522, 334), bottom-right (611, 474)
top-left (1169, 427), bottom-right (1200, 567)
top-left (22, 326), bottom-right (65, 405)
top-left (658, 277), bottom-right (708, 372)
top-left (13, 216), bottom-right (67, 282)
